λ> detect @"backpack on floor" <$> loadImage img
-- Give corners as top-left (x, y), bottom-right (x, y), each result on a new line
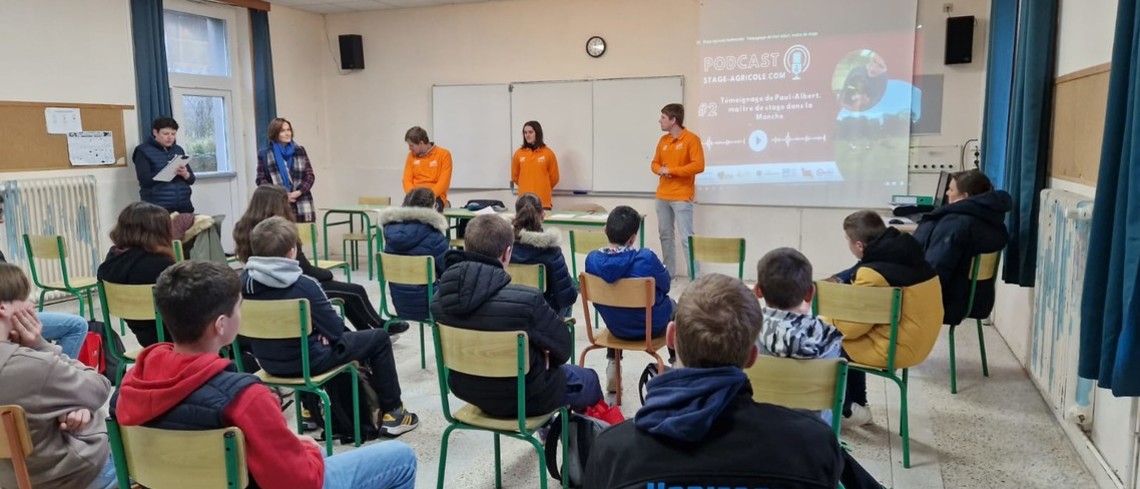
top-left (637, 362), bottom-right (672, 405)
top-left (78, 321), bottom-right (126, 385)
top-left (543, 412), bottom-right (612, 489)
top-left (304, 369), bottom-right (379, 443)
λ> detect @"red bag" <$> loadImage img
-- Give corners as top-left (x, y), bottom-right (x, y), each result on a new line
top-left (583, 400), bottom-right (625, 425)
top-left (77, 332), bottom-right (105, 374)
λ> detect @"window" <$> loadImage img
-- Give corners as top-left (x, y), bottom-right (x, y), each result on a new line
top-left (163, 3), bottom-right (243, 176)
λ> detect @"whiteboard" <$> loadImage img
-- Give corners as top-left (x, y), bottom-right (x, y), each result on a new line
top-left (510, 81), bottom-right (594, 191)
top-left (593, 76), bottom-right (684, 193)
top-left (432, 84), bottom-right (511, 189)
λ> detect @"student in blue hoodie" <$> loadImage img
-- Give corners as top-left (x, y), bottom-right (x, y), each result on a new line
top-left (241, 216), bottom-right (420, 438)
top-left (585, 206), bottom-right (674, 391)
top-left (584, 274), bottom-right (882, 489)
top-left (509, 193), bottom-right (577, 315)
top-left (379, 187), bottom-right (449, 322)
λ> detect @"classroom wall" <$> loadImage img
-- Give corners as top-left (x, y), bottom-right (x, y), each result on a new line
top-left (267, 5), bottom-right (332, 185)
top-left (276, 0), bottom-right (992, 280)
top-left (0, 0), bottom-right (140, 254)
top-left (990, 0), bottom-right (1135, 486)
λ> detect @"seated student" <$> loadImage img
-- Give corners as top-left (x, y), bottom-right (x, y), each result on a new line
top-left (430, 215), bottom-right (602, 417)
top-left (97, 201), bottom-right (176, 347)
top-left (0, 263), bottom-right (117, 489)
top-left (913, 169), bottom-right (1012, 326)
top-left (833, 210), bottom-right (942, 426)
top-left (0, 248), bottom-right (87, 359)
top-left (585, 274), bottom-right (884, 489)
top-left (508, 193), bottom-right (577, 315)
top-left (379, 187), bottom-right (448, 322)
top-left (584, 205), bottom-right (673, 390)
top-left (113, 261), bottom-right (416, 489)
top-left (242, 216), bottom-right (420, 436)
top-left (234, 185), bottom-right (408, 335)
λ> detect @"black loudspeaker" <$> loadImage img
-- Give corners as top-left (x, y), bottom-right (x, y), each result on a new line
top-left (338, 34), bottom-right (364, 70)
top-left (945, 16), bottom-right (975, 65)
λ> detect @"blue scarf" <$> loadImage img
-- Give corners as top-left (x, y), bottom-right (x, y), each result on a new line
top-left (271, 141), bottom-right (296, 191)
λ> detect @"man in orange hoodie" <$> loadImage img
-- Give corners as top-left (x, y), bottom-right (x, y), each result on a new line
top-left (112, 261), bottom-right (417, 489)
top-left (402, 126), bottom-right (453, 207)
top-left (651, 103), bottom-right (706, 279)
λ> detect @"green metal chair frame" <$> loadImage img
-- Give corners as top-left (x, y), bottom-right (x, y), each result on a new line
top-left (506, 263), bottom-right (576, 359)
top-left (377, 252), bottom-right (436, 369)
top-left (172, 240), bottom-right (185, 262)
top-left (687, 235), bottom-right (746, 280)
top-left (22, 234), bottom-right (98, 319)
top-left (341, 196), bottom-right (391, 279)
top-left (107, 418), bottom-right (246, 489)
top-left (812, 280), bottom-right (910, 467)
top-left (232, 298), bottom-right (361, 456)
top-left (98, 281), bottom-right (163, 385)
top-left (432, 324), bottom-right (569, 489)
top-left (948, 251), bottom-right (1000, 394)
top-left (298, 222), bottom-right (352, 283)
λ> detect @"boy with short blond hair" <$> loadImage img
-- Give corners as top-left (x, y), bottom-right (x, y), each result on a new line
top-left (0, 263), bottom-right (116, 489)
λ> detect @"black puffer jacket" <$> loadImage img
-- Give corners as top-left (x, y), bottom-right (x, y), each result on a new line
top-left (429, 250), bottom-right (570, 418)
top-left (913, 190), bottom-right (1012, 325)
top-left (510, 227), bottom-right (578, 312)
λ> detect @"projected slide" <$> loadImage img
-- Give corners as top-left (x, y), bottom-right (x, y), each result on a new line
top-left (695, 0), bottom-right (919, 207)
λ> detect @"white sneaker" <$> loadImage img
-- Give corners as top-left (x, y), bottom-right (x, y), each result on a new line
top-left (605, 360), bottom-right (618, 393)
top-left (844, 403), bottom-right (874, 427)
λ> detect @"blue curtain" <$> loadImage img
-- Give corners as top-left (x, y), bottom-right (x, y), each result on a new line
top-left (129, 0), bottom-right (172, 142)
top-left (1079, 0), bottom-right (1140, 396)
top-left (980, 0), bottom-right (1018, 189)
top-left (1001, 0), bottom-right (1058, 286)
top-left (251, 9), bottom-right (277, 143)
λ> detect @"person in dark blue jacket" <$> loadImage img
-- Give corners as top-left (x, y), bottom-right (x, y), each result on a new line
top-left (913, 170), bottom-right (1012, 326)
top-left (241, 216), bottom-right (420, 437)
top-left (380, 187), bottom-right (448, 322)
top-left (509, 193), bottom-right (577, 315)
top-left (133, 117), bottom-right (195, 213)
top-left (585, 205), bottom-right (675, 392)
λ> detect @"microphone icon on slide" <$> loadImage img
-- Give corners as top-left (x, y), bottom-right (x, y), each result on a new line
top-left (784, 45), bottom-right (811, 80)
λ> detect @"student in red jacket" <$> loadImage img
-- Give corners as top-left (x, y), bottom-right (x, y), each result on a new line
top-left (111, 261), bottom-right (416, 489)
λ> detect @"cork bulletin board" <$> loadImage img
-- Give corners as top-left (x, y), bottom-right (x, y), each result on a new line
top-left (0, 100), bottom-right (133, 172)
top-left (1050, 64), bottom-right (1110, 187)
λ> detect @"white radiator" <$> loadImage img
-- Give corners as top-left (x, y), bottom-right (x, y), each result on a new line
top-left (1031, 188), bottom-right (1094, 413)
top-left (1, 176), bottom-right (101, 303)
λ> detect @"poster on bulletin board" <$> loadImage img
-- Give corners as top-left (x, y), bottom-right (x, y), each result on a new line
top-left (66, 131), bottom-right (116, 166)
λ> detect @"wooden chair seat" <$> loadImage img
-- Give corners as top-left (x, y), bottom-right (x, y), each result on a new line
top-left (43, 276), bottom-right (97, 290)
top-left (449, 238), bottom-right (464, 248)
top-left (315, 259), bottom-right (348, 270)
top-left (454, 405), bottom-right (556, 432)
top-left (849, 361), bottom-right (889, 371)
top-left (123, 348), bottom-right (142, 361)
top-left (342, 232), bottom-right (369, 241)
top-left (590, 329), bottom-right (666, 352)
top-left (254, 364), bottom-right (353, 386)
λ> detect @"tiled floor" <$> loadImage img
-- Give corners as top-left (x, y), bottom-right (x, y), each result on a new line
top-left (62, 271), bottom-right (1096, 489)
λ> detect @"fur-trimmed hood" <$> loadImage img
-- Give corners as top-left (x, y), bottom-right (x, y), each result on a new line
top-left (516, 227), bottom-right (562, 249)
top-left (378, 206), bottom-right (448, 233)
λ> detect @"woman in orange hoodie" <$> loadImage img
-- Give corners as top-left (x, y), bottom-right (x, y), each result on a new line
top-left (511, 121), bottom-right (560, 209)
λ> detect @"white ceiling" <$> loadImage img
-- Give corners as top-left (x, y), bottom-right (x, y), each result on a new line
top-left (265, 0), bottom-right (499, 14)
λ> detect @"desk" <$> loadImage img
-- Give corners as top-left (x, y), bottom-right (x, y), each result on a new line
top-left (320, 205), bottom-right (646, 279)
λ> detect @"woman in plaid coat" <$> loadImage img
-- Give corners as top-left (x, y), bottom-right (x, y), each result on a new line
top-left (256, 118), bottom-right (317, 222)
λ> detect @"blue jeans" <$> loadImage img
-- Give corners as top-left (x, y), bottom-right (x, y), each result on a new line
top-left (39, 312), bottom-right (87, 359)
top-left (560, 364), bottom-right (603, 411)
top-left (655, 199), bottom-right (695, 277)
top-left (323, 439), bottom-right (416, 489)
top-left (83, 455), bottom-right (118, 489)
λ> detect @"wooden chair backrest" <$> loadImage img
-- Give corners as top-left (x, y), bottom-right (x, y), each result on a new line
top-left (690, 236), bottom-right (746, 264)
top-left (378, 252), bottom-right (434, 285)
top-left (0, 405), bottom-right (33, 489)
top-left (296, 223), bottom-right (317, 249)
top-left (358, 196), bottom-right (392, 206)
top-left (437, 324), bottom-right (528, 378)
top-left (506, 263), bottom-right (545, 291)
top-left (813, 280), bottom-right (899, 324)
top-left (101, 282), bottom-right (158, 321)
top-left (119, 424), bottom-right (248, 489)
top-left (972, 252), bottom-right (1001, 282)
top-left (745, 356), bottom-right (846, 411)
top-left (579, 273), bottom-right (653, 308)
top-left (569, 230), bottom-right (610, 256)
top-left (24, 234), bottom-right (66, 259)
top-left (239, 298), bottom-right (310, 340)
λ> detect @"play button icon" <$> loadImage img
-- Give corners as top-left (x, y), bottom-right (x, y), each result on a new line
top-left (749, 130), bottom-right (768, 152)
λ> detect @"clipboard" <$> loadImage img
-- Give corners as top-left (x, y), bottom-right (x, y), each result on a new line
top-left (153, 155), bottom-right (191, 182)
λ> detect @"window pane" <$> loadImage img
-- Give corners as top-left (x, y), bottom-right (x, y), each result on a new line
top-left (164, 10), bottom-right (229, 76)
top-left (179, 95), bottom-right (229, 173)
